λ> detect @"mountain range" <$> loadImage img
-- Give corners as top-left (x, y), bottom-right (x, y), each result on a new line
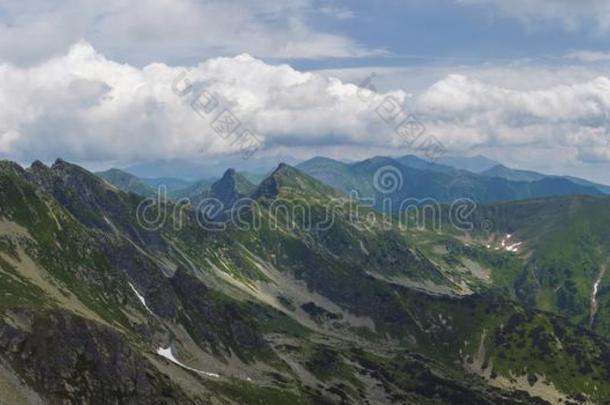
top-left (0, 157), bottom-right (609, 403)
top-left (296, 155), bottom-right (608, 211)
top-left (98, 154), bottom-right (610, 210)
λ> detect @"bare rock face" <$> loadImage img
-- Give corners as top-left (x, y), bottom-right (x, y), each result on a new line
top-left (0, 309), bottom-right (189, 404)
top-left (250, 164), bottom-right (287, 200)
top-left (170, 268), bottom-right (269, 361)
top-left (194, 168), bottom-right (255, 221)
top-left (209, 169), bottom-right (242, 208)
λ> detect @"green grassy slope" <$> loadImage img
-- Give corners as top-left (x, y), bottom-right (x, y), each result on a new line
top-left (0, 160), bottom-right (609, 403)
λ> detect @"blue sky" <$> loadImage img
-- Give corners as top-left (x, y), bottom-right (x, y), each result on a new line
top-left (1, 0), bottom-right (610, 182)
top-left (3, 0), bottom-right (610, 67)
top-left (327, 0), bottom-right (607, 63)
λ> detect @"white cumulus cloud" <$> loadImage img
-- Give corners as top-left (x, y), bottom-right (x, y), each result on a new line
top-left (415, 73), bottom-right (610, 163)
top-left (0, 42), bottom-right (405, 165)
top-left (1, 41), bottom-right (610, 180)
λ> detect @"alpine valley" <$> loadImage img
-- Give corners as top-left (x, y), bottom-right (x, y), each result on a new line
top-left (0, 155), bottom-right (609, 405)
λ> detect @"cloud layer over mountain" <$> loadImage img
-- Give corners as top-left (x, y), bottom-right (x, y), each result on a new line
top-left (0, 42), bottom-right (609, 181)
top-left (0, 42), bottom-right (404, 164)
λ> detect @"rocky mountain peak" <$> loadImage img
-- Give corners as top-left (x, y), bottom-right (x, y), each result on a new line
top-left (0, 160), bottom-right (25, 176)
top-left (212, 168), bottom-right (238, 194)
top-left (252, 162), bottom-right (339, 200)
top-left (203, 168), bottom-right (242, 211)
top-left (30, 160), bottom-right (48, 171)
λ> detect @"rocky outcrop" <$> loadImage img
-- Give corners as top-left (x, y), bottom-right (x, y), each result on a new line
top-left (26, 158), bottom-right (165, 249)
top-left (170, 268), bottom-right (269, 361)
top-left (0, 309), bottom-right (189, 404)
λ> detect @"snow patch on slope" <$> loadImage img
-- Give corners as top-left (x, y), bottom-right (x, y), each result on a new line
top-left (156, 346), bottom-right (220, 378)
top-left (492, 234), bottom-right (523, 253)
top-left (128, 282), bottom-right (153, 315)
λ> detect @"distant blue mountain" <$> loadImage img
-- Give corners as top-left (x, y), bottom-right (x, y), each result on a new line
top-left (395, 155), bottom-right (456, 174)
top-left (437, 155), bottom-right (499, 173)
top-left (297, 155), bottom-right (605, 210)
top-left (481, 164), bottom-right (610, 195)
